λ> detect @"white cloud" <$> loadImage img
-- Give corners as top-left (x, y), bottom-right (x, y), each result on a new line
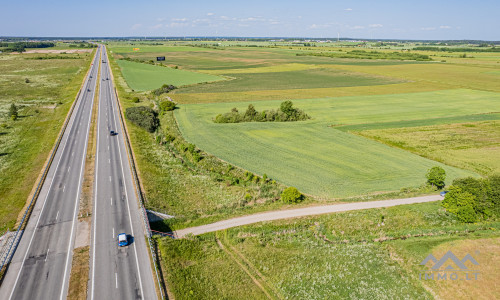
top-left (131, 23), bottom-right (142, 30)
top-left (369, 24), bottom-right (383, 28)
top-left (421, 27), bottom-right (436, 31)
top-left (150, 24), bottom-right (163, 29)
top-left (352, 25), bottom-right (364, 30)
top-left (344, 8), bottom-right (353, 11)
top-left (166, 22), bottom-right (190, 28)
top-left (440, 25), bottom-right (452, 29)
top-left (240, 17), bottom-right (259, 22)
top-left (207, 12), bottom-right (214, 16)
top-left (309, 24), bottom-right (331, 29)
top-left (171, 18), bottom-right (188, 22)
top-left (157, 17), bottom-right (166, 22)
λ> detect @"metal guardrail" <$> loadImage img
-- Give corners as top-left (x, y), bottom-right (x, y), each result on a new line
top-left (106, 46), bottom-right (167, 299)
top-left (0, 49), bottom-right (98, 279)
top-left (151, 230), bottom-right (176, 239)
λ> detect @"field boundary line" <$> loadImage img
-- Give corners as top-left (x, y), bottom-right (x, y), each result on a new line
top-left (0, 48), bottom-right (98, 280)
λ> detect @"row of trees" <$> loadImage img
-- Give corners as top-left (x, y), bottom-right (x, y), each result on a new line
top-left (0, 42), bottom-right (55, 53)
top-left (214, 101), bottom-right (311, 123)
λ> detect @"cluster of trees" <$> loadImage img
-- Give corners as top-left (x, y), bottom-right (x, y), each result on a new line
top-left (152, 84), bottom-right (176, 96)
top-left (125, 106), bottom-right (159, 133)
top-left (214, 101), bottom-right (311, 123)
top-left (0, 42), bottom-right (55, 53)
top-left (298, 50), bottom-right (432, 61)
top-left (68, 43), bottom-right (97, 48)
top-left (442, 176), bottom-right (500, 223)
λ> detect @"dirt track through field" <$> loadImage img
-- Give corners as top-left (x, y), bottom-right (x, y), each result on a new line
top-left (175, 195), bottom-right (442, 237)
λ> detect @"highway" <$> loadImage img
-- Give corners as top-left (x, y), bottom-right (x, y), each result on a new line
top-left (0, 46), bottom-right (101, 299)
top-left (89, 46), bottom-right (157, 300)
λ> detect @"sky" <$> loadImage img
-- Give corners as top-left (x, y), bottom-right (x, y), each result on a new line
top-left (1, 0), bottom-right (498, 40)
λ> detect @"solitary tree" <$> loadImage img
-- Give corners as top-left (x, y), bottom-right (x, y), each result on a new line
top-left (426, 166), bottom-right (446, 189)
top-left (9, 103), bottom-right (18, 121)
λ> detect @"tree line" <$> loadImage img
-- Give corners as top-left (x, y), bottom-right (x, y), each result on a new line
top-left (413, 46), bottom-right (500, 53)
top-left (0, 42), bottom-right (55, 53)
top-left (214, 101), bottom-right (311, 123)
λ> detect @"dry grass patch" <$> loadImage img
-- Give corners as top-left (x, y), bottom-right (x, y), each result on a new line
top-left (426, 237), bottom-right (500, 300)
top-left (67, 246), bottom-right (90, 300)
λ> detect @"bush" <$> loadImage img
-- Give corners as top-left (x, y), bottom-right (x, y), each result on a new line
top-left (132, 97), bottom-right (140, 103)
top-left (159, 100), bottom-right (176, 113)
top-left (125, 106), bottom-right (159, 133)
top-left (280, 187), bottom-right (304, 203)
top-left (442, 186), bottom-right (478, 222)
top-left (426, 166), bottom-right (446, 189)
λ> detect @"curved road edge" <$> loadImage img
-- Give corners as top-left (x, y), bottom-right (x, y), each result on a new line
top-left (175, 195), bottom-right (443, 238)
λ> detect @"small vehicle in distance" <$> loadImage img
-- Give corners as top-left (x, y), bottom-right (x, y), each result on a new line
top-left (118, 233), bottom-right (128, 247)
top-left (110, 130), bottom-right (116, 136)
top-left (440, 191), bottom-right (449, 197)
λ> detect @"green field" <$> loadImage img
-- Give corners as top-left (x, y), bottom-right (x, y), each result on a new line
top-left (0, 51), bottom-right (93, 231)
top-left (174, 89), bottom-right (500, 198)
top-left (177, 67), bottom-right (402, 93)
top-left (116, 60), bottom-right (224, 91)
top-left (358, 120), bottom-right (500, 176)
top-left (160, 201), bottom-right (500, 299)
top-left (110, 45), bottom-right (215, 53)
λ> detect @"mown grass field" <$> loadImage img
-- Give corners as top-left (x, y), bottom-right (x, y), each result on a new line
top-left (160, 201), bottom-right (500, 299)
top-left (116, 59), bottom-right (224, 91)
top-left (174, 89), bottom-right (500, 198)
top-left (0, 51), bottom-right (93, 231)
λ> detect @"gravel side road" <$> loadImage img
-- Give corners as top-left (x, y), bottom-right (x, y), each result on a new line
top-left (175, 195), bottom-right (442, 238)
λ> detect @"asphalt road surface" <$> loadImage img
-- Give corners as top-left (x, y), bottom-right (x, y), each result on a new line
top-left (89, 46), bottom-right (157, 300)
top-left (176, 195), bottom-right (443, 237)
top-left (0, 46), bottom-right (101, 300)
